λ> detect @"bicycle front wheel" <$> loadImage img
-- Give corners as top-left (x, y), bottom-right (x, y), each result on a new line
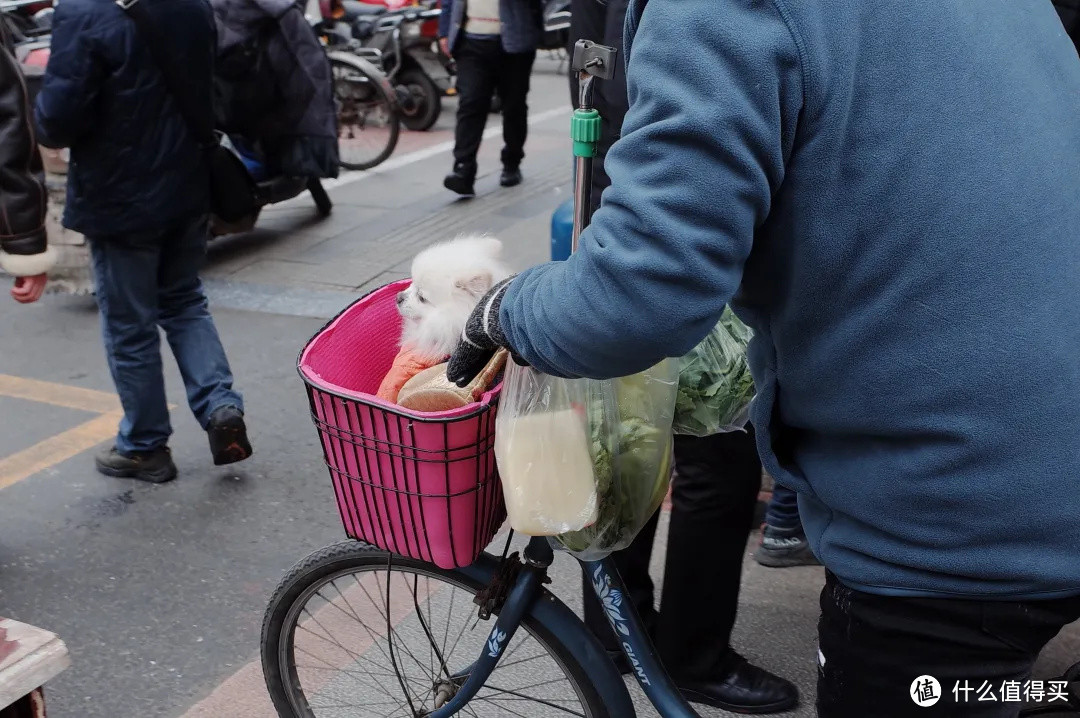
top-left (329, 54), bottom-right (401, 171)
top-left (261, 541), bottom-right (612, 718)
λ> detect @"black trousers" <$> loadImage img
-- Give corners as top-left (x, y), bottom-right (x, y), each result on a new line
top-left (452, 36), bottom-right (535, 170)
top-left (582, 430), bottom-right (763, 680)
top-left (818, 570), bottom-right (1080, 717)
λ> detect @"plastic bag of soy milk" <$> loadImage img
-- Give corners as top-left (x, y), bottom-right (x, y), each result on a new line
top-left (494, 360), bottom-right (678, 559)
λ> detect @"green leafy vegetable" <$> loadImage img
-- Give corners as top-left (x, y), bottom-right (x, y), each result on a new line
top-left (673, 307), bottom-right (756, 437)
top-left (554, 366), bottom-right (676, 557)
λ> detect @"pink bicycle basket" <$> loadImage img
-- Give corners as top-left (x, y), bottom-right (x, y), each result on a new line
top-left (298, 280), bottom-right (505, 569)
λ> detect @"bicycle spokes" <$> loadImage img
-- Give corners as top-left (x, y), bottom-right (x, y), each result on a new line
top-left (283, 561), bottom-right (594, 717)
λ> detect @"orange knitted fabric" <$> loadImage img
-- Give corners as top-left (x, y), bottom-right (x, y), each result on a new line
top-left (376, 347), bottom-right (442, 403)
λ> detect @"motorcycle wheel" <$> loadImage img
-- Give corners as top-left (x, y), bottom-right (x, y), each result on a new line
top-left (398, 68), bottom-right (442, 132)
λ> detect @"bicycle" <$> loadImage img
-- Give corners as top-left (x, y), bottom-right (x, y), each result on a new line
top-left (314, 7), bottom-right (402, 172)
top-left (259, 40), bottom-right (706, 717)
top-left (261, 534), bottom-right (702, 717)
top-left (324, 49), bottom-right (401, 171)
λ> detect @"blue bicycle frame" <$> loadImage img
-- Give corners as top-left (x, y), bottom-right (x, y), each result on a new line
top-left (427, 536), bottom-right (702, 718)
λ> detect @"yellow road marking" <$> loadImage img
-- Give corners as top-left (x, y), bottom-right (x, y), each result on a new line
top-left (0, 374), bottom-right (119, 414)
top-left (0, 411), bottom-right (122, 490)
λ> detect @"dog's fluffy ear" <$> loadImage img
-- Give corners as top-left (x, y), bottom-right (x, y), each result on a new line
top-left (455, 270), bottom-right (493, 297)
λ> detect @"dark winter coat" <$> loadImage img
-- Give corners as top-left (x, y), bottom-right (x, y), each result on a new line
top-left (211, 0), bottom-right (338, 178)
top-left (34, 0), bottom-right (213, 237)
top-left (0, 21), bottom-right (49, 271)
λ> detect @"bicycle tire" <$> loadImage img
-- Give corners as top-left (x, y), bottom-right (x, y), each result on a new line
top-left (261, 540), bottom-right (612, 718)
top-left (329, 54), bottom-right (400, 171)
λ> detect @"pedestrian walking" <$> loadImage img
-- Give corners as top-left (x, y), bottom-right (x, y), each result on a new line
top-left (1, 21), bottom-right (53, 305)
top-left (449, 1), bottom-right (1080, 716)
top-left (438, 0), bottom-right (542, 195)
top-left (34, 0), bottom-right (252, 483)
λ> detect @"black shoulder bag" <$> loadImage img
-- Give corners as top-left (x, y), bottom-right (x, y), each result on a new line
top-left (117, 0), bottom-right (257, 223)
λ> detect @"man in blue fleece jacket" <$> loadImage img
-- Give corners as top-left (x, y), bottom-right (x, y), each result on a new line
top-left (449, 0), bottom-right (1080, 714)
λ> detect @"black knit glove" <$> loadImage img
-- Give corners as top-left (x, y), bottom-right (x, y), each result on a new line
top-left (447, 277), bottom-right (523, 386)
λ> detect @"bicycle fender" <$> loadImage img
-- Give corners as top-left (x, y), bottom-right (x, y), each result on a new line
top-left (459, 554), bottom-right (637, 717)
top-left (325, 51), bottom-right (401, 112)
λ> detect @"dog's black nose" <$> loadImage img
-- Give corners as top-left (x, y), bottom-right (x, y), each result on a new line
top-left (396, 292), bottom-right (406, 306)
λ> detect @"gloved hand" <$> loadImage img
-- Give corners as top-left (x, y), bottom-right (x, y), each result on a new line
top-left (447, 276), bottom-right (524, 386)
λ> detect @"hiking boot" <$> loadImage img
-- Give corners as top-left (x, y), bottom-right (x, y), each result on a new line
top-left (754, 524), bottom-right (821, 568)
top-left (95, 446), bottom-right (177, 484)
top-left (207, 405), bottom-right (253, 466)
top-left (443, 161), bottom-right (476, 196)
top-left (499, 166), bottom-right (522, 187)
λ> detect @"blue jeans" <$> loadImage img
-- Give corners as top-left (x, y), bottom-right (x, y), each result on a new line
top-left (89, 217), bottom-right (243, 454)
top-left (765, 482), bottom-right (803, 532)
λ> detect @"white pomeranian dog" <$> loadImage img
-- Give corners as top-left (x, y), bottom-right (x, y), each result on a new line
top-left (396, 235), bottom-right (512, 362)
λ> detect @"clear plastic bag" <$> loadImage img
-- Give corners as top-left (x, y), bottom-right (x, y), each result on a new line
top-left (672, 307), bottom-right (756, 437)
top-left (495, 360), bottom-right (679, 560)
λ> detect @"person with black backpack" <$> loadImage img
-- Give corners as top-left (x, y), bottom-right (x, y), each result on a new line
top-left (34, 0), bottom-right (253, 483)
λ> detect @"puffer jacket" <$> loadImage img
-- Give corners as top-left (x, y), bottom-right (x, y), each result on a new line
top-left (34, 0), bottom-right (214, 237)
top-left (0, 22), bottom-right (53, 277)
top-left (212, 0), bottom-right (338, 178)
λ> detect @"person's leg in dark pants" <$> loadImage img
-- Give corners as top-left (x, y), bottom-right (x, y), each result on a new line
top-left (817, 570), bottom-right (1080, 717)
top-left (764, 483), bottom-right (800, 531)
top-left (156, 218), bottom-right (250, 465)
top-left (446, 37), bottom-right (500, 195)
top-left (656, 431), bottom-right (762, 678)
top-left (656, 431), bottom-right (795, 713)
top-left (756, 482), bottom-right (820, 567)
top-left (495, 49), bottom-right (535, 186)
top-left (157, 218), bottom-right (243, 427)
top-left (583, 429), bottom-right (798, 713)
top-left (90, 231), bottom-right (176, 481)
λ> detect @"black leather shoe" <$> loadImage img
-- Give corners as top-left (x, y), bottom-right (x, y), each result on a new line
top-left (95, 446), bottom-right (177, 483)
top-left (675, 651), bottom-right (798, 714)
top-left (499, 166), bottom-right (522, 187)
top-left (207, 405), bottom-right (253, 466)
top-left (443, 161), bottom-right (476, 196)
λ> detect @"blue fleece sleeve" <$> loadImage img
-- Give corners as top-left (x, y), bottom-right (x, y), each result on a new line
top-left (33, 1), bottom-right (104, 149)
top-left (438, 0), bottom-right (452, 37)
top-left (500, 0), bottom-right (804, 378)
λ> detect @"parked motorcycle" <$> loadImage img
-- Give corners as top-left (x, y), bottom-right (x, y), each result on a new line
top-left (320, 0), bottom-right (447, 131)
